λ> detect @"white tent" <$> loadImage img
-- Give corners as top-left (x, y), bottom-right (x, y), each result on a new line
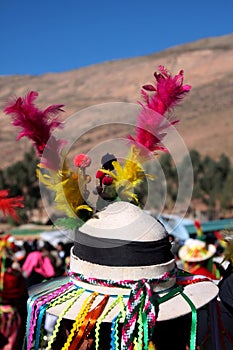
top-left (40, 229), bottom-right (73, 247)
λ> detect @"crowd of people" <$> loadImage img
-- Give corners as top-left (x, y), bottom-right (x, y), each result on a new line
top-left (0, 234), bottom-right (71, 349)
top-left (0, 222), bottom-right (233, 350)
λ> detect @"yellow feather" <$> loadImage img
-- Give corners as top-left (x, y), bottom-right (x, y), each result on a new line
top-left (99, 145), bottom-right (154, 202)
top-left (37, 164), bottom-right (92, 218)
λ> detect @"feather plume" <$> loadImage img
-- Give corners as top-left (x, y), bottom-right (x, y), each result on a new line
top-left (128, 107), bottom-right (173, 155)
top-left (4, 91), bottom-right (64, 161)
top-left (128, 66), bottom-right (191, 156)
top-left (37, 163), bottom-right (92, 219)
top-left (0, 189), bottom-right (24, 222)
top-left (141, 65), bottom-right (191, 115)
top-left (100, 146), bottom-right (154, 203)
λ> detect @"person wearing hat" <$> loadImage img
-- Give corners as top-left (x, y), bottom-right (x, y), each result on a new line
top-left (3, 66), bottom-right (222, 350)
top-left (178, 238), bottom-right (218, 280)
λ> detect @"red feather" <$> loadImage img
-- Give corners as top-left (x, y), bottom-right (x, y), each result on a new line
top-left (0, 189), bottom-right (24, 222)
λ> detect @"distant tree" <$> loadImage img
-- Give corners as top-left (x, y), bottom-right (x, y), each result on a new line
top-left (150, 150), bottom-right (232, 216)
top-left (158, 154), bottom-right (178, 209)
top-left (214, 154), bottom-right (231, 193)
top-left (221, 169), bottom-right (233, 210)
top-left (200, 156), bottom-right (217, 194)
top-left (0, 146), bottom-right (232, 221)
top-left (189, 149), bottom-right (203, 178)
top-left (177, 151), bottom-right (195, 202)
top-left (2, 147), bottom-right (40, 222)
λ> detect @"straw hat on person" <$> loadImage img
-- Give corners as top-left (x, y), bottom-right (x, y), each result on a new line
top-left (28, 202), bottom-right (218, 350)
top-left (178, 238), bottom-right (216, 262)
top-left (47, 201), bottom-right (218, 322)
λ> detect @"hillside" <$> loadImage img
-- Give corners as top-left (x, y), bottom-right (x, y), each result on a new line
top-left (0, 33), bottom-right (233, 169)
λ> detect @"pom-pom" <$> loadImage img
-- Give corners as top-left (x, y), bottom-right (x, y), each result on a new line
top-left (96, 170), bottom-right (105, 180)
top-left (74, 154), bottom-right (91, 168)
top-left (102, 176), bottom-right (113, 186)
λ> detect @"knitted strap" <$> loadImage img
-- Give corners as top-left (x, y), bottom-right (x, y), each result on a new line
top-left (121, 280), bottom-right (155, 350)
top-left (70, 270), bottom-right (176, 350)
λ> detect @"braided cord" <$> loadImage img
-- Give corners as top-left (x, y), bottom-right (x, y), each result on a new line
top-left (121, 281), bottom-right (144, 350)
top-left (70, 269), bottom-right (176, 290)
top-left (137, 295), bottom-right (144, 349)
top-left (70, 270), bottom-right (176, 350)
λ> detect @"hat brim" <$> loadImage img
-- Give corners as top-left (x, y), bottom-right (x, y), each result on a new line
top-left (43, 277), bottom-right (218, 322)
top-left (178, 244), bottom-right (216, 262)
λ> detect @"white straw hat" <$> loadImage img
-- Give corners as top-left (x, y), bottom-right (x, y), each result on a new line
top-left (46, 202), bottom-right (218, 324)
top-left (178, 238), bottom-right (216, 262)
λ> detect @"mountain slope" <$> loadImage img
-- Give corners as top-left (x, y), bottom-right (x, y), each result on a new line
top-left (0, 33), bottom-right (232, 168)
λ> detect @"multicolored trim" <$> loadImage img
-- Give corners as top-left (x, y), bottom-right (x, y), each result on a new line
top-left (24, 269), bottom-right (211, 350)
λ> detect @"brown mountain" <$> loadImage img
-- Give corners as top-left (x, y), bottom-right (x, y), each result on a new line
top-left (0, 33), bottom-right (233, 169)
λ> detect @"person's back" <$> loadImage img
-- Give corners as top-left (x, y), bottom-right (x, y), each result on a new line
top-left (22, 250), bottom-right (55, 287)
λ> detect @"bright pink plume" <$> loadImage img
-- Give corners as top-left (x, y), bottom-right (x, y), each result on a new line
top-left (128, 66), bottom-right (191, 155)
top-left (4, 91), bottom-right (64, 156)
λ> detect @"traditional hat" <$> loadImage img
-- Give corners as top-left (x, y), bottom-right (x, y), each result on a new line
top-left (4, 66), bottom-right (219, 350)
top-left (178, 238), bottom-right (216, 262)
top-left (48, 202), bottom-right (218, 320)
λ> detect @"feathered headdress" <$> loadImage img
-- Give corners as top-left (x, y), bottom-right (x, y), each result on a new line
top-left (3, 66), bottom-right (191, 228)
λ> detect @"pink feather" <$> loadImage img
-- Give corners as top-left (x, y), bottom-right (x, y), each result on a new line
top-left (128, 66), bottom-right (191, 155)
top-left (4, 91), bottom-right (64, 156)
top-left (128, 107), bottom-right (174, 154)
top-left (141, 65), bottom-right (191, 115)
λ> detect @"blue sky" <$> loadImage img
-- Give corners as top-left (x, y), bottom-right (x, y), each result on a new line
top-left (1, 0), bottom-right (232, 76)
